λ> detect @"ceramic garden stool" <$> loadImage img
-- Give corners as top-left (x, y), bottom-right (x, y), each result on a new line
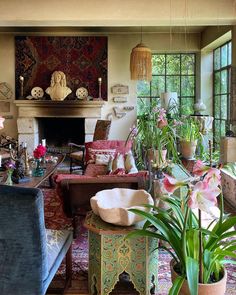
top-left (84, 211), bottom-right (158, 295)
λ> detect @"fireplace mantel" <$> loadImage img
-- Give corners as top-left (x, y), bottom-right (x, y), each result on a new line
top-left (14, 100), bottom-right (106, 118)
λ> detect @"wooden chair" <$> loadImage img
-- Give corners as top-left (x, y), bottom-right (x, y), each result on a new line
top-left (69, 119), bottom-right (111, 174)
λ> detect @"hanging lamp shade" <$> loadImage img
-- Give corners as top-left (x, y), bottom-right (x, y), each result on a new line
top-left (130, 42), bottom-right (152, 81)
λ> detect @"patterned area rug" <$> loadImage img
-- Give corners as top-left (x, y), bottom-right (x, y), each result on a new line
top-left (43, 189), bottom-right (236, 294)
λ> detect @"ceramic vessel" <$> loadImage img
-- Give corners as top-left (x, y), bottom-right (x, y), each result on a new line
top-left (170, 259), bottom-right (227, 295)
top-left (90, 188), bottom-right (154, 226)
top-left (179, 140), bottom-right (197, 159)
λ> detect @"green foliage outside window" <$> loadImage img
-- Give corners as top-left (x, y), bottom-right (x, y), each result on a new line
top-left (137, 53), bottom-right (196, 116)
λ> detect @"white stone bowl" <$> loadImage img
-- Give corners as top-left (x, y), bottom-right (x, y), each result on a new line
top-left (90, 188), bottom-right (154, 226)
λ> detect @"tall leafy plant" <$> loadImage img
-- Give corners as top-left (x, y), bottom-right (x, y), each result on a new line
top-left (127, 161), bottom-right (236, 295)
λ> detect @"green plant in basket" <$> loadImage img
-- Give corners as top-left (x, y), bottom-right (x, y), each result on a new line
top-left (127, 160), bottom-right (236, 295)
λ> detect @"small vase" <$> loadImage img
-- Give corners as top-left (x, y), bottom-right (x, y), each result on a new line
top-left (32, 159), bottom-right (44, 177)
top-left (170, 259), bottom-right (227, 295)
top-left (5, 170), bottom-right (13, 185)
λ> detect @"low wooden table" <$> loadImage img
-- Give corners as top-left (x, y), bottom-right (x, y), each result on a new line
top-left (0, 154), bottom-right (65, 188)
top-left (84, 211), bottom-right (158, 295)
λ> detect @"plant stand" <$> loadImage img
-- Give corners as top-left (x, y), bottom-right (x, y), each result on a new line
top-left (84, 211), bottom-right (158, 295)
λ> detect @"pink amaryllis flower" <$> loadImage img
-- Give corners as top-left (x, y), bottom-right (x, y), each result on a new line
top-left (188, 181), bottom-right (221, 213)
top-left (163, 173), bottom-right (187, 194)
top-left (192, 160), bottom-right (210, 176)
top-left (204, 168), bottom-right (221, 188)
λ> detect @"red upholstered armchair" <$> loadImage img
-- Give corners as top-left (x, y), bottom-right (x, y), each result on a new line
top-left (69, 119), bottom-right (111, 174)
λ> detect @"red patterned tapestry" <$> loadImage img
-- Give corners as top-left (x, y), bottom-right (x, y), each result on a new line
top-left (15, 36), bottom-right (107, 100)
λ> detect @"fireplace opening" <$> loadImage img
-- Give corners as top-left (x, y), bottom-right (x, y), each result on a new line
top-left (38, 118), bottom-right (85, 148)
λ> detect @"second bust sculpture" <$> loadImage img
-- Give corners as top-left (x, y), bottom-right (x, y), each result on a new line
top-left (46, 71), bottom-right (72, 101)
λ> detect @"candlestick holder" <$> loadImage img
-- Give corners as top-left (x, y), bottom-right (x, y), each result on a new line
top-left (98, 77), bottom-right (102, 99)
top-left (19, 76), bottom-right (24, 99)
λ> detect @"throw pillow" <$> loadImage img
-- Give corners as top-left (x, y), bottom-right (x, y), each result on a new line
top-left (95, 154), bottom-right (111, 165)
top-left (125, 151), bottom-right (138, 174)
top-left (112, 153), bottom-right (125, 171)
top-left (87, 148), bottom-right (116, 164)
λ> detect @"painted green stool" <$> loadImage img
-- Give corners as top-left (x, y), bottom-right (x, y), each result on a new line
top-left (84, 211), bottom-right (158, 295)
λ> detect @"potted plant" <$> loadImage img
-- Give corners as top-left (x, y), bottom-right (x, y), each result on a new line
top-left (127, 160), bottom-right (236, 295)
top-left (177, 115), bottom-right (203, 159)
top-left (128, 99), bottom-right (179, 170)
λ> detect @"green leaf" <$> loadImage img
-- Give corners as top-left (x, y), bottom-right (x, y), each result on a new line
top-left (169, 276), bottom-right (185, 295)
top-left (186, 257), bottom-right (199, 295)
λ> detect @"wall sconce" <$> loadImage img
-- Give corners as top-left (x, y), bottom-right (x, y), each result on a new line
top-left (130, 28), bottom-right (152, 81)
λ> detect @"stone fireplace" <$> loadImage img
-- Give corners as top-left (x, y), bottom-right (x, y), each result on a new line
top-left (14, 100), bottom-right (106, 154)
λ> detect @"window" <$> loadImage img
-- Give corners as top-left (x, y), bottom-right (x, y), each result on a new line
top-left (137, 53), bottom-right (196, 115)
top-left (213, 41), bottom-right (231, 148)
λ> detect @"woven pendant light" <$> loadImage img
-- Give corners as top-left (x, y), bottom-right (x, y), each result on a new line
top-left (130, 42), bottom-right (152, 81)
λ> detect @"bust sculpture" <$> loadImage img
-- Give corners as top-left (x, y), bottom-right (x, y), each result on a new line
top-left (46, 71), bottom-right (72, 101)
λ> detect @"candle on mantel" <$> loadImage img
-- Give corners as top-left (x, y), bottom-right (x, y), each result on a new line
top-left (0, 155), bottom-right (2, 167)
top-left (19, 76), bottom-right (24, 82)
top-left (42, 139), bottom-right (46, 147)
top-left (98, 77), bottom-right (102, 99)
top-left (98, 77), bottom-right (102, 82)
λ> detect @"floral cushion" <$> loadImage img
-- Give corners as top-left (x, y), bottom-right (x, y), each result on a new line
top-left (85, 140), bottom-right (132, 163)
top-left (87, 148), bottom-right (116, 164)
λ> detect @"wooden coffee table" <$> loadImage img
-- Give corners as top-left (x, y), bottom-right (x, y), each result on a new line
top-left (1, 154), bottom-right (65, 188)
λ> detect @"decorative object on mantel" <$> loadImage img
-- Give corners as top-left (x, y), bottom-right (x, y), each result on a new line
top-left (98, 77), bottom-right (102, 99)
top-left (111, 84), bottom-right (129, 95)
top-left (31, 87), bottom-right (44, 99)
top-left (45, 71), bottom-right (72, 101)
top-left (76, 87), bottom-right (88, 100)
top-left (0, 82), bottom-right (13, 100)
top-left (113, 96), bottom-right (128, 103)
top-left (19, 76), bottom-right (24, 99)
top-left (130, 27), bottom-right (152, 81)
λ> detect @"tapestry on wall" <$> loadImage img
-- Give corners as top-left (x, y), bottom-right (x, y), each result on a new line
top-left (15, 36), bottom-right (107, 100)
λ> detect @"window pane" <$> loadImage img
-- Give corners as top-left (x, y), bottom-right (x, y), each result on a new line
top-left (214, 48), bottom-right (220, 70)
top-left (166, 76), bottom-right (180, 94)
top-left (228, 42), bottom-right (232, 65)
top-left (220, 120), bottom-right (226, 137)
top-left (157, 76), bottom-right (166, 97)
top-left (151, 76), bottom-right (158, 97)
top-left (166, 55), bottom-right (180, 74)
top-left (137, 80), bottom-right (150, 96)
top-left (181, 97), bottom-right (194, 115)
top-left (214, 120), bottom-right (221, 148)
top-left (214, 95), bottom-right (220, 119)
top-left (152, 54), bottom-right (165, 75)
top-left (214, 72), bottom-right (220, 95)
top-left (181, 54), bottom-right (195, 75)
top-left (221, 44), bottom-right (227, 68)
top-left (221, 94), bottom-right (228, 120)
top-left (181, 76), bottom-right (195, 96)
top-left (221, 70), bottom-right (228, 93)
top-left (137, 97), bottom-right (150, 115)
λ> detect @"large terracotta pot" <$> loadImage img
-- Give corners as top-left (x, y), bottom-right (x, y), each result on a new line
top-left (170, 259), bottom-right (227, 295)
top-left (179, 140), bottom-right (197, 159)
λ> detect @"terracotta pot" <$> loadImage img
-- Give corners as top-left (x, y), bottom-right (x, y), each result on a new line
top-left (179, 140), bottom-right (197, 159)
top-left (147, 148), bottom-right (167, 167)
top-left (170, 259), bottom-right (227, 295)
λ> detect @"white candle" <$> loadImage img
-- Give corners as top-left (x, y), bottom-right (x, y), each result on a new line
top-left (19, 75), bottom-right (24, 81)
top-left (42, 139), bottom-right (46, 147)
top-left (98, 77), bottom-right (102, 82)
top-left (0, 155), bottom-right (2, 167)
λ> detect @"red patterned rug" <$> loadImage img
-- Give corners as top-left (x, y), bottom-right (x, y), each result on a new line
top-left (43, 189), bottom-right (236, 294)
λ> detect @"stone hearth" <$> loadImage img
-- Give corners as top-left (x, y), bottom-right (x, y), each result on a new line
top-left (14, 100), bottom-right (106, 154)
